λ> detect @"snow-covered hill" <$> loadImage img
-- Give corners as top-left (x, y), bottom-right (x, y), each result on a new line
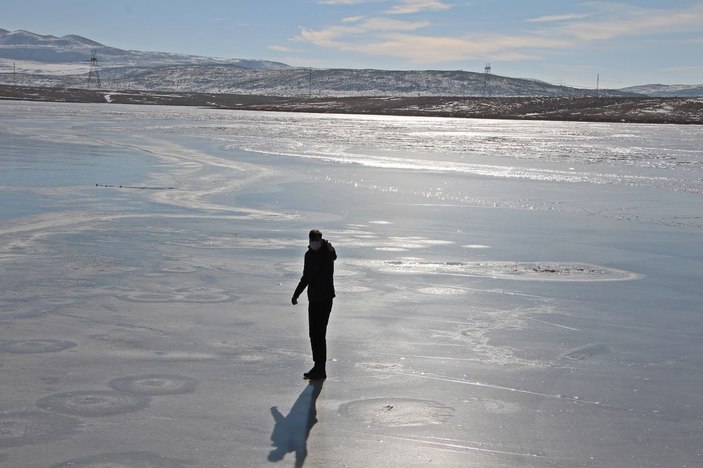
top-left (0, 28), bottom-right (288, 69)
top-left (2, 62), bottom-right (639, 97)
top-left (620, 84), bottom-right (703, 97)
top-left (2, 27), bottom-right (699, 98)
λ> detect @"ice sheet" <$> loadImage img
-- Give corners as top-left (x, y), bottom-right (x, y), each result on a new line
top-left (1, 101), bottom-right (702, 467)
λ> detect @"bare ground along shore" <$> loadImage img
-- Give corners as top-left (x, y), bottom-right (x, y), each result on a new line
top-left (1, 84), bottom-right (701, 124)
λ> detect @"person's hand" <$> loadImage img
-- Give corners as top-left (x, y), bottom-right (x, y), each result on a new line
top-left (291, 296), bottom-right (298, 305)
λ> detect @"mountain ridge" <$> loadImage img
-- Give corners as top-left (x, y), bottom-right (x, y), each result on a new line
top-left (0, 28), bottom-right (288, 69)
top-left (1, 28), bottom-right (701, 97)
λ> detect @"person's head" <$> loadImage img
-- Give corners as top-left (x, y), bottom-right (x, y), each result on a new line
top-left (309, 229), bottom-right (322, 242)
top-left (309, 229), bottom-right (323, 250)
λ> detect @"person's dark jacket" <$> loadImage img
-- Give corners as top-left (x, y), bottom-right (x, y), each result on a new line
top-left (293, 239), bottom-right (336, 302)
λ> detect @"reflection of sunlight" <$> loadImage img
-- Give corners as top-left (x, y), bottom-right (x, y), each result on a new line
top-left (269, 382), bottom-right (324, 467)
top-left (368, 259), bottom-right (643, 282)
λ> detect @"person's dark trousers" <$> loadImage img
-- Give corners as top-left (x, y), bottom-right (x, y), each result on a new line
top-left (308, 298), bottom-right (333, 369)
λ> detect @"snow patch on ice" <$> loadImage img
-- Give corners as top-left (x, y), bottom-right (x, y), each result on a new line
top-left (560, 343), bottom-right (613, 361)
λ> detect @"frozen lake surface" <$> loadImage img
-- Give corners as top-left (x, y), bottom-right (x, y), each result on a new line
top-left (1, 101), bottom-right (702, 467)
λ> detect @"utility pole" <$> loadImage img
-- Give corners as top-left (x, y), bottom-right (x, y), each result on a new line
top-left (596, 74), bottom-right (600, 97)
top-left (87, 49), bottom-right (101, 87)
top-left (484, 63), bottom-right (492, 96)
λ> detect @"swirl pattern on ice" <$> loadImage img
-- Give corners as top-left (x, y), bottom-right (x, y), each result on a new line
top-left (37, 391), bottom-right (150, 417)
top-left (339, 398), bottom-right (454, 427)
top-left (108, 375), bottom-right (200, 396)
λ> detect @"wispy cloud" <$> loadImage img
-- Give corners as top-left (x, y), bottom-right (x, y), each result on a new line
top-left (554, 4), bottom-right (703, 41)
top-left (297, 2), bottom-right (703, 66)
top-left (298, 17), bottom-right (430, 48)
top-left (385, 0), bottom-right (453, 15)
top-left (526, 14), bottom-right (590, 23)
top-left (268, 45), bottom-right (294, 52)
top-left (298, 25), bottom-right (571, 63)
top-left (659, 65), bottom-right (703, 73)
top-left (349, 33), bottom-right (559, 62)
top-left (317, 0), bottom-right (382, 4)
top-left (317, 0), bottom-right (451, 12)
top-left (342, 16), bottom-right (365, 23)
top-left (361, 17), bottom-right (431, 31)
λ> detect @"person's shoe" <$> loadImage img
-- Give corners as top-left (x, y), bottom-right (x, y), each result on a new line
top-left (304, 370), bottom-right (326, 380)
top-left (303, 367), bottom-right (326, 380)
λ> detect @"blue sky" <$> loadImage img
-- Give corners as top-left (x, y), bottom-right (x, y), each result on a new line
top-left (2, 0), bottom-right (702, 87)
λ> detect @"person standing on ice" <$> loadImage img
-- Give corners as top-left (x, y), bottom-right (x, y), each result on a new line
top-left (292, 229), bottom-right (336, 380)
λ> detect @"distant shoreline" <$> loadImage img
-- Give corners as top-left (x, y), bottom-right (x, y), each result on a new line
top-left (1, 84), bottom-right (701, 124)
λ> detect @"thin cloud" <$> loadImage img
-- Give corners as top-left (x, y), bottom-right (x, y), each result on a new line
top-left (352, 33), bottom-right (548, 62)
top-left (297, 2), bottom-right (703, 66)
top-left (553, 3), bottom-right (703, 41)
top-left (526, 14), bottom-right (590, 23)
top-left (318, 0), bottom-right (451, 13)
top-left (299, 25), bottom-right (573, 64)
top-left (298, 25), bottom-right (361, 48)
top-left (268, 45), bottom-right (294, 52)
top-left (659, 65), bottom-right (703, 73)
top-left (297, 16), bottom-right (430, 47)
top-left (342, 16), bottom-right (365, 23)
top-left (386, 0), bottom-right (453, 15)
top-left (361, 17), bottom-right (431, 31)
top-left (317, 0), bottom-right (382, 4)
